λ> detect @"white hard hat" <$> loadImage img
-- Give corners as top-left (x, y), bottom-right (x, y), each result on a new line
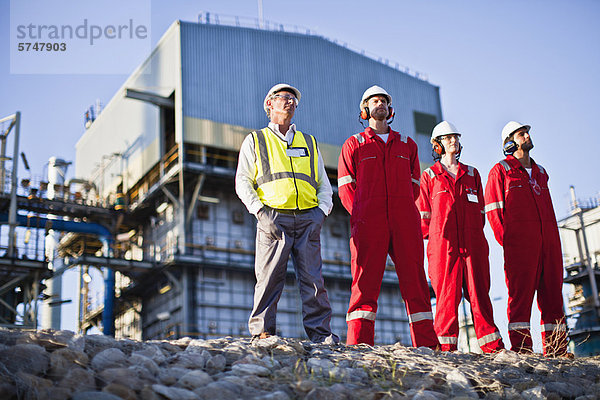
top-left (263, 83), bottom-right (301, 113)
top-left (501, 121), bottom-right (530, 142)
top-left (431, 121), bottom-right (461, 144)
top-left (360, 85), bottom-right (392, 109)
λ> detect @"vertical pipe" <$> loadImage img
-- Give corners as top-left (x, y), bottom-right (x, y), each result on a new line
top-left (101, 239), bottom-right (115, 336)
top-left (32, 271), bottom-right (39, 329)
top-left (159, 108), bottom-right (165, 180)
top-left (181, 266), bottom-right (189, 337)
top-left (77, 265), bottom-right (83, 334)
top-left (82, 266), bottom-right (90, 334)
top-left (7, 112), bottom-right (20, 258)
top-left (177, 151), bottom-right (186, 256)
top-left (570, 186), bottom-right (578, 211)
top-left (42, 157), bottom-right (69, 330)
top-left (0, 137), bottom-right (6, 192)
top-left (103, 269), bottom-right (115, 336)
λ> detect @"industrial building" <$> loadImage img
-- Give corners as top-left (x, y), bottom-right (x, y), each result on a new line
top-left (73, 17), bottom-right (442, 343)
top-left (559, 187), bottom-right (600, 356)
top-left (2, 16), bottom-right (445, 344)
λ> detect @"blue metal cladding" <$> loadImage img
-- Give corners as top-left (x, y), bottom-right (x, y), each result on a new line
top-left (180, 21), bottom-right (442, 148)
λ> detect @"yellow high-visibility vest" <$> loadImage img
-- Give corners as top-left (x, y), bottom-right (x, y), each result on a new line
top-left (253, 127), bottom-right (319, 210)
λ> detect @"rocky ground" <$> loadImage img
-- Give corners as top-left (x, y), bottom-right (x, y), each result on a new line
top-left (0, 329), bottom-right (599, 399)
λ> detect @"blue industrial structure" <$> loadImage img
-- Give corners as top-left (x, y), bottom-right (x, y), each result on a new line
top-left (559, 188), bottom-right (600, 356)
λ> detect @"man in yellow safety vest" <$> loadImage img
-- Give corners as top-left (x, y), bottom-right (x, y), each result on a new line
top-left (235, 83), bottom-right (338, 344)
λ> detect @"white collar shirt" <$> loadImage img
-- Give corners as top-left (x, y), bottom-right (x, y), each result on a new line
top-left (268, 122), bottom-right (296, 146)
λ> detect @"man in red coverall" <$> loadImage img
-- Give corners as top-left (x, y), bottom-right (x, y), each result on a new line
top-left (485, 121), bottom-right (569, 357)
top-left (417, 121), bottom-right (504, 353)
top-left (338, 85), bottom-right (439, 348)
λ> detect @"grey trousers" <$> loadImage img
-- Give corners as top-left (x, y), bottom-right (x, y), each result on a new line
top-left (248, 206), bottom-right (338, 343)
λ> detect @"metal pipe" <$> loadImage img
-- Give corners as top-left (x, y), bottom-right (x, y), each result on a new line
top-left (186, 174), bottom-right (205, 226)
top-left (7, 112), bottom-right (20, 257)
top-left (182, 266), bottom-right (189, 337)
top-left (32, 271), bottom-right (39, 329)
top-left (0, 213), bottom-right (111, 237)
top-left (570, 185), bottom-right (579, 211)
top-left (77, 265), bottom-right (83, 334)
top-left (0, 137), bottom-right (6, 192)
top-left (101, 238), bottom-right (115, 336)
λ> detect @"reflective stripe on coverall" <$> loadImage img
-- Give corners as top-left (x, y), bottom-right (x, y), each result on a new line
top-left (484, 155), bottom-right (567, 356)
top-left (338, 127), bottom-right (439, 347)
top-left (417, 162), bottom-right (504, 353)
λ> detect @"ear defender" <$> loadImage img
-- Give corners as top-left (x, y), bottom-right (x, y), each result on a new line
top-left (503, 140), bottom-right (518, 156)
top-left (360, 107), bottom-right (370, 120)
top-left (431, 140), bottom-right (443, 161)
top-left (433, 140), bottom-right (444, 156)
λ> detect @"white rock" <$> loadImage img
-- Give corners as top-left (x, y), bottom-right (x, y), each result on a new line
top-left (176, 370), bottom-right (213, 389)
top-left (0, 343), bottom-right (50, 375)
top-left (133, 344), bottom-right (167, 365)
top-left (446, 369), bottom-right (478, 398)
top-left (49, 347), bottom-right (89, 379)
top-left (446, 369), bottom-right (470, 386)
top-left (206, 354), bottom-right (226, 373)
top-left (305, 387), bottom-right (336, 400)
top-left (327, 366), bottom-right (350, 381)
top-left (307, 357), bottom-right (334, 373)
top-left (14, 371), bottom-right (53, 399)
top-left (72, 391), bottom-right (123, 400)
top-left (130, 353), bottom-right (160, 376)
top-left (84, 334), bottom-right (118, 354)
top-left (159, 367), bottom-right (190, 385)
top-left (91, 348), bottom-right (127, 370)
top-left (415, 346), bottom-right (435, 355)
top-left (152, 384), bottom-right (198, 400)
top-left (59, 366), bottom-right (96, 393)
top-left (231, 363), bottom-right (270, 376)
top-left (271, 344), bottom-right (298, 356)
top-left (254, 391), bottom-right (291, 400)
top-left (493, 349), bottom-right (521, 364)
top-left (522, 386), bottom-right (545, 400)
top-left (185, 339), bottom-right (209, 352)
top-left (193, 382), bottom-right (237, 400)
top-left (253, 335), bottom-right (284, 349)
top-left (68, 334), bottom-right (86, 352)
top-left (170, 351), bottom-right (207, 369)
top-left (409, 389), bottom-right (441, 400)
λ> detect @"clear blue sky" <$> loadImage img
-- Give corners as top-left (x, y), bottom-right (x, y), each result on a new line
top-left (1, 0), bottom-right (599, 347)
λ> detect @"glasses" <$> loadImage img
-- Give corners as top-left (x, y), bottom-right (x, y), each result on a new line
top-left (272, 94), bottom-right (298, 105)
top-left (439, 134), bottom-right (460, 141)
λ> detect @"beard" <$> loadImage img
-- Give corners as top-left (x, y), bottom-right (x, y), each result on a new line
top-left (371, 108), bottom-right (388, 121)
top-left (521, 140), bottom-right (534, 151)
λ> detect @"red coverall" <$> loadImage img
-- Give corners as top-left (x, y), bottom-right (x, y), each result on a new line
top-left (485, 155), bottom-right (568, 356)
top-left (338, 127), bottom-right (439, 347)
top-left (417, 161), bottom-right (504, 353)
